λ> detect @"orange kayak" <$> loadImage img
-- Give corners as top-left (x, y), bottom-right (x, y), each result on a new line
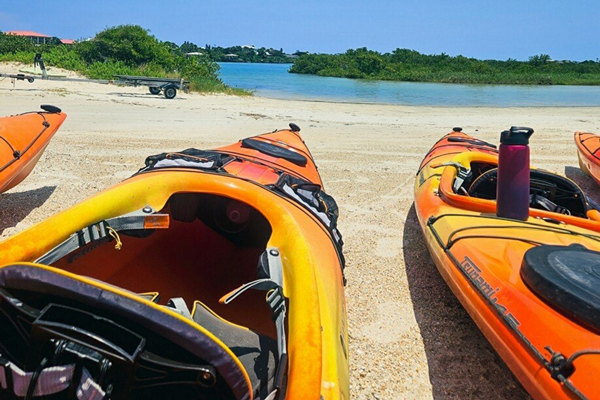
top-left (0, 124), bottom-right (347, 400)
top-left (575, 131), bottom-right (600, 186)
top-left (415, 128), bottom-right (600, 400)
top-left (0, 105), bottom-right (66, 193)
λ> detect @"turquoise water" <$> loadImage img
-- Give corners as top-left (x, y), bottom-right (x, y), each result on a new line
top-left (218, 62), bottom-right (600, 107)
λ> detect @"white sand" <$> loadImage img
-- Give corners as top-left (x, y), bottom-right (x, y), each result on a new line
top-left (2, 62), bottom-right (600, 399)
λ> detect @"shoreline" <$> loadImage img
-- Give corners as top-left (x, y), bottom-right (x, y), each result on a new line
top-left (246, 92), bottom-right (600, 108)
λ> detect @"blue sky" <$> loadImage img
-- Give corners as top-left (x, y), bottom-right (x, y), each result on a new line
top-left (1, 0), bottom-right (598, 61)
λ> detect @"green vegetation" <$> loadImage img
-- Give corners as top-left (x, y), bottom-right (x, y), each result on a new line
top-left (0, 26), bottom-right (251, 95)
top-left (180, 41), bottom-right (301, 63)
top-left (188, 76), bottom-right (251, 96)
top-left (289, 48), bottom-right (600, 85)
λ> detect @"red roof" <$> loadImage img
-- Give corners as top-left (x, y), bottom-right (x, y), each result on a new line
top-left (60, 38), bottom-right (75, 44)
top-left (5, 30), bottom-right (51, 38)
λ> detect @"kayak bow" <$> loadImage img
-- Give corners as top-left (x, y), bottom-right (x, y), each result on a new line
top-left (0, 105), bottom-right (66, 193)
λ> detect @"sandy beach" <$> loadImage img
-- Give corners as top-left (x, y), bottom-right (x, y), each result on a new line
top-left (2, 63), bottom-right (600, 399)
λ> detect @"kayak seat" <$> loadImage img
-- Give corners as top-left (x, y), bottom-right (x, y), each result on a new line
top-left (467, 168), bottom-right (588, 217)
top-left (192, 300), bottom-right (277, 399)
top-left (521, 244), bottom-right (600, 332)
top-left (167, 192), bottom-right (273, 248)
top-left (170, 192), bottom-right (201, 222)
top-left (0, 263), bottom-right (253, 400)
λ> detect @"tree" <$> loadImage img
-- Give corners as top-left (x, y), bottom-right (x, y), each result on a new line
top-left (528, 54), bottom-right (551, 66)
top-left (0, 32), bottom-right (35, 54)
top-left (351, 48), bottom-right (384, 75)
top-left (76, 25), bottom-right (172, 67)
top-left (180, 41), bottom-right (200, 53)
top-left (163, 41), bottom-right (179, 51)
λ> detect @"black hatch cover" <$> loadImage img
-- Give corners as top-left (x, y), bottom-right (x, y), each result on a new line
top-left (241, 138), bottom-right (307, 166)
top-left (521, 244), bottom-right (600, 332)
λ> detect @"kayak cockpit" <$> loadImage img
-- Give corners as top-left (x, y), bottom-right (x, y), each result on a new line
top-left (436, 153), bottom-right (600, 224)
top-left (458, 161), bottom-right (588, 217)
top-left (50, 192), bottom-right (275, 338)
top-left (0, 192), bottom-right (285, 399)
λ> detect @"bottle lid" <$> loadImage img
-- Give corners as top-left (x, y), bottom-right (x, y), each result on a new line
top-left (500, 126), bottom-right (534, 145)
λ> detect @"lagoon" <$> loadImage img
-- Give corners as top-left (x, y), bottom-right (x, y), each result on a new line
top-left (218, 62), bottom-right (600, 107)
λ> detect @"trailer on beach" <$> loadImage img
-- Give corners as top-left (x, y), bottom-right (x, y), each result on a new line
top-left (0, 69), bottom-right (189, 99)
top-left (112, 75), bottom-right (189, 99)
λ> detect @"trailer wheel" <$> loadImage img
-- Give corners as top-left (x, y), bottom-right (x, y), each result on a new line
top-left (149, 87), bottom-right (161, 95)
top-left (164, 86), bottom-right (177, 99)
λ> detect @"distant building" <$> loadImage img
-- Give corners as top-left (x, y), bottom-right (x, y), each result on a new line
top-left (185, 52), bottom-right (203, 57)
top-left (285, 54), bottom-right (299, 59)
top-left (6, 30), bottom-right (75, 45)
top-left (241, 45), bottom-right (255, 49)
top-left (6, 30), bottom-right (51, 44)
top-left (223, 54), bottom-right (239, 58)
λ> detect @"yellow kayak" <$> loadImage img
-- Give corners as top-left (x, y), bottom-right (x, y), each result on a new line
top-left (0, 125), bottom-right (348, 400)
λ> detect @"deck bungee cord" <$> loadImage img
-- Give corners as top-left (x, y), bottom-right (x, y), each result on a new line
top-left (0, 107), bottom-right (59, 172)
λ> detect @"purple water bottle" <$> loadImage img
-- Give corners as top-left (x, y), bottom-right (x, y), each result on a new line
top-left (496, 126), bottom-right (534, 220)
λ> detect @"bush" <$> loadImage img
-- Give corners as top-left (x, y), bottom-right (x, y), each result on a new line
top-left (76, 26), bottom-right (173, 67)
top-left (0, 32), bottom-right (34, 54)
top-left (189, 76), bottom-right (252, 96)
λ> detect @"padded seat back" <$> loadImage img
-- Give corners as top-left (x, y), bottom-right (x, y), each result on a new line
top-left (192, 301), bottom-right (277, 398)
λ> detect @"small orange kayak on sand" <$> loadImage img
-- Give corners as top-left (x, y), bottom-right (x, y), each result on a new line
top-left (0, 124), bottom-right (347, 400)
top-left (575, 131), bottom-right (600, 186)
top-left (0, 105), bottom-right (66, 193)
top-left (415, 128), bottom-right (600, 400)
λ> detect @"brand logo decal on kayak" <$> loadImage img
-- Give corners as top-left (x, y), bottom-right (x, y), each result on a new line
top-left (460, 256), bottom-right (520, 328)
